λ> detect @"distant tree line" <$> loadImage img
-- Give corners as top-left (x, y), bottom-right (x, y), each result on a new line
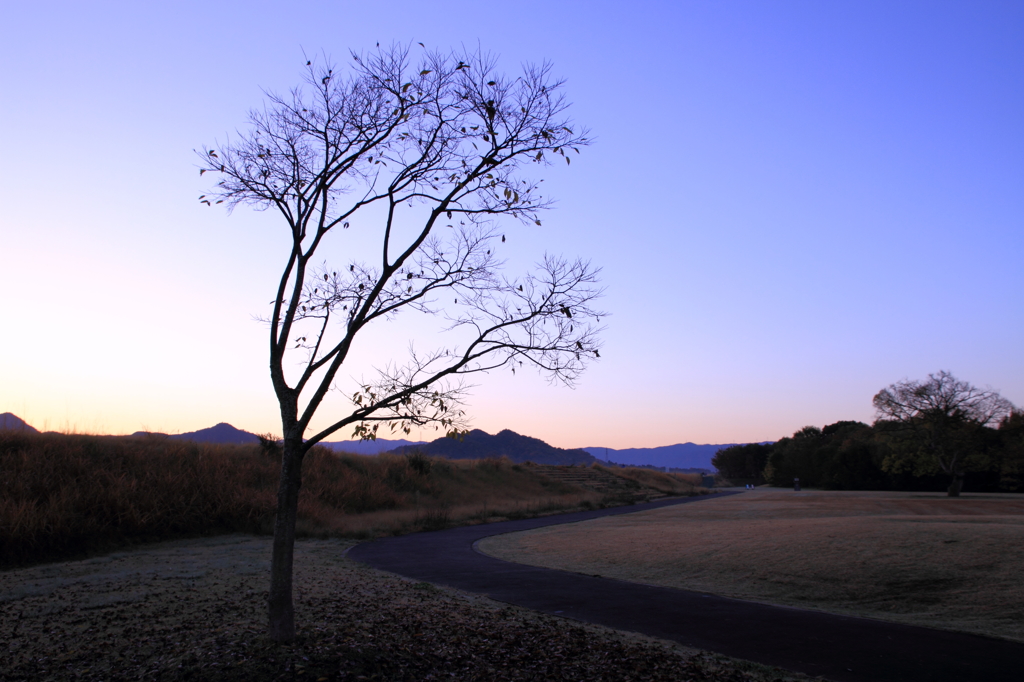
top-left (712, 372), bottom-right (1023, 495)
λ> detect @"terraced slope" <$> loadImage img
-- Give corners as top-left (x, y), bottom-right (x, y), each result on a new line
top-left (532, 465), bottom-right (666, 503)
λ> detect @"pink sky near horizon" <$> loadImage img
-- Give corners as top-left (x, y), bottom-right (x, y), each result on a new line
top-left (1, 1), bottom-right (1021, 450)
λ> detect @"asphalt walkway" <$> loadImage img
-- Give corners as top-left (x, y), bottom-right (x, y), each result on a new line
top-left (347, 493), bottom-right (1022, 682)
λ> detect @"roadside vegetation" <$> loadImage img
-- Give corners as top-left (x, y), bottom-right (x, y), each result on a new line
top-left (0, 430), bottom-right (703, 569)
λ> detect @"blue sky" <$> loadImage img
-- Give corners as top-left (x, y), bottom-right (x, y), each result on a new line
top-left (1, 1), bottom-right (1021, 448)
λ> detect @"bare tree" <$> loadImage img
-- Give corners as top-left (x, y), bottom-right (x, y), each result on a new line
top-left (872, 371), bottom-right (1014, 496)
top-left (198, 45), bottom-right (602, 641)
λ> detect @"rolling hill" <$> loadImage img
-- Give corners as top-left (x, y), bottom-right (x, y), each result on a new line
top-left (388, 429), bottom-right (596, 465)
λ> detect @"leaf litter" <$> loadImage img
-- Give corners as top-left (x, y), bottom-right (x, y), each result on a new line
top-left (0, 534), bottom-right (814, 681)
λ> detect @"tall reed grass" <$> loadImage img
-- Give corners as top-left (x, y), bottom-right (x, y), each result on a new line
top-left (0, 431), bottom-right (602, 567)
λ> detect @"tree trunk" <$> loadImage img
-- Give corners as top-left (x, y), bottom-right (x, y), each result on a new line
top-left (947, 472), bottom-right (964, 497)
top-left (268, 438), bottom-right (304, 641)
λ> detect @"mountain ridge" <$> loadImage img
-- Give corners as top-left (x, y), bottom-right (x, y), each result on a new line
top-left (0, 413), bottom-right (750, 469)
top-left (584, 443), bottom-right (738, 471)
top-left (322, 438), bottom-right (426, 455)
top-left (0, 413), bottom-right (39, 433)
top-left (131, 423), bottom-right (260, 445)
top-left (388, 428), bottom-right (596, 465)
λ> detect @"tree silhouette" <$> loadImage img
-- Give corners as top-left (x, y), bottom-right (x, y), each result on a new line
top-left (873, 371), bottom-right (1014, 496)
top-left (199, 45), bottom-right (602, 641)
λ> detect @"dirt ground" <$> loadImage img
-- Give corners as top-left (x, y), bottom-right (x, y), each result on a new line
top-left (479, 488), bottom-right (1024, 643)
top-left (0, 534), bottom-right (813, 681)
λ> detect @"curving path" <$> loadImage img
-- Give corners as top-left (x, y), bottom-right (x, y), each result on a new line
top-left (347, 494), bottom-right (1022, 682)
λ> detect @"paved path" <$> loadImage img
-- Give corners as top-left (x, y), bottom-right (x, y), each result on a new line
top-left (347, 494), bottom-right (1022, 682)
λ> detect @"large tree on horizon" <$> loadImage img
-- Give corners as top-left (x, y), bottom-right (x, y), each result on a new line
top-left (198, 45), bottom-right (603, 641)
top-left (873, 371), bottom-right (1014, 496)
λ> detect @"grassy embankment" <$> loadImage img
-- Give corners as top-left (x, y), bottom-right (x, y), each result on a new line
top-left (598, 463), bottom-right (708, 495)
top-left (480, 487), bottom-right (1024, 642)
top-left (0, 430), bottom-right (704, 568)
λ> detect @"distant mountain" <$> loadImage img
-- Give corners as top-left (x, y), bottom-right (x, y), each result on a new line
top-left (322, 438), bottom-right (426, 455)
top-left (172, 423), bottom-right (260, 445)
top-left (2, 410), bottom-right (760, 472)
top-left (389, 429), bottom-right (596, 465)
top-left (583, 443), bottom-right (746, 471)
top-left (128, 424), bottom-right (424, 452)
top-left (0, 413), bottom-right (38, 433)
top-left (132, 422), bottom-right (260, 445)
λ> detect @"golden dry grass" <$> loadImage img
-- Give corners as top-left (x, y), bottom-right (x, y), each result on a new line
top-left (0, 430), bottom-right (604, 567)
top-left (479, 488), bottom-right (1024, 642)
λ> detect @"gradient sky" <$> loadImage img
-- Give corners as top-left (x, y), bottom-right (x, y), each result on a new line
top-left (2, 1), bottom-right (1021, 448)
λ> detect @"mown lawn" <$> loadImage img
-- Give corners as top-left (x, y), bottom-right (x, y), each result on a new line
top-left (480, 488), bottom-right (1024, 642)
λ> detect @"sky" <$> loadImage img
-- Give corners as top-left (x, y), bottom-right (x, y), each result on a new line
top-left (1, 1), bottom-right (1021, 448)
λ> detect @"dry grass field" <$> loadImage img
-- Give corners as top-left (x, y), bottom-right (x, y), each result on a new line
top-left (1, 430), bottom-right (703, 568)
top-left (0, 431), bottom-right (602, 567)
top-left (479, 488), bottom-right (1024, 643)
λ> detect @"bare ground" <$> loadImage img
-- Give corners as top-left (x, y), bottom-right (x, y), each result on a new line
top-left (479, 488), bottom-right (1024, 643)
top-left (1, 534), bottom-right (816, 681)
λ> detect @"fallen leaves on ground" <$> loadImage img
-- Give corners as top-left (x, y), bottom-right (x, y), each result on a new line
top-left (1, 535), bottom-right (807, 682)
